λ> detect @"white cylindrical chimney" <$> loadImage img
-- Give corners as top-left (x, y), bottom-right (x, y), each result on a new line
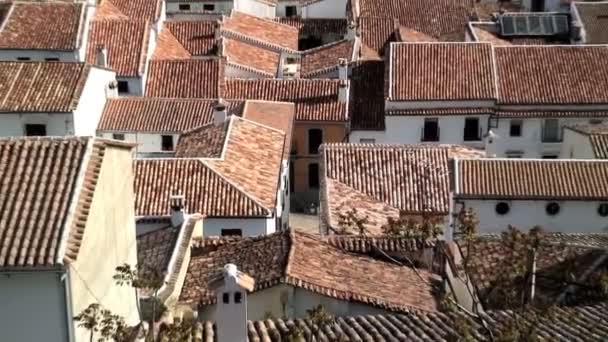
top-left (96, 46), bottom-right (108, 68)
top-left (213, 99), bottom-right (227, 125)
top-left (169, 194), bottom-right (185, 227)
top-left (346, 21), bottom-right (358, 40)
top-left (338, 79), bottom-right (349, 103)
top-left (338, 58), bottom-right (348, 81)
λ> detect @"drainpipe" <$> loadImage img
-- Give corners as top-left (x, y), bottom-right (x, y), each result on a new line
top-left (62, 269), bottom-right (76, 342)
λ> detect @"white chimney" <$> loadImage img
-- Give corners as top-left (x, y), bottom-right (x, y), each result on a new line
top-left (213, 264), bottom-right (254, 342)
top-left (169, 194), bottom-right (185, 227)
top-left (338, 58), bottom-right (348, 81)
top-left (338, 79), bottom-right (349, 103)
top-left (96, 46), bottom-right (108, 68)
top-left (346, 21), bottom-right (358, 40)
top-left (214, 20), bottom-right (222, 41)
top-left (484, 130), bottom-right (498, 158)
top-left (213, 99), bottom-right (227, 125)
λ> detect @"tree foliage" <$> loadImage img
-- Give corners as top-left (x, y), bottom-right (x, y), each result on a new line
top-left (382, 211), bottom-right (443, 239)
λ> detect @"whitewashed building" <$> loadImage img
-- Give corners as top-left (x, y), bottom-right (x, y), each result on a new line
top-left (165, 0), bottom-right (275, 17)
top-left (560, 124), bottom-right (608, 159)
top-left (571, 1), bottom-right (608, 45)
top-left (454, 158), bottom-right (608, 233)
top-left (0, 62), bottom-right (116, 137)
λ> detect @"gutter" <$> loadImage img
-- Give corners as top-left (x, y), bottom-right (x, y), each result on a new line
top-left (62, 269), bottom-right (77, 342)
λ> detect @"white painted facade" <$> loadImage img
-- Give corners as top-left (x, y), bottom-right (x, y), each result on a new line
top-left (301, 0), bottom-right (347, 18)
top-left (165, 1), bottom-right (233, 14)
top-left (521, 0), bottom-right (567, 12)
top-left (276, 1), bottom-right (301, 17)
top-left (455, 199), bottom-right (608, 233)
top-left (225, 64), bottom-right (274, 78)
top-left (98, 132), bottom-right (179, 157)
top-left (234, 0), bottom-right (276, 18)
top-left (560, 128), bottom-right (596, 159)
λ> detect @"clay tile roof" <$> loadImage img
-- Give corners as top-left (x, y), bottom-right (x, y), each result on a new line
top-left (153, 20), bottom-right (216, 59)
top-left (0, 62), bottom-right (91, 113)
top-left (321, 144), bottom-right (462, 234)
top-left (181, 230), bottom-right (440, 312)
top-left (359, 17), bottom-right (398, 57)
top-left (389, 43), bottom-right (495, 101)
top-left (86, 20), bottom-right (150, 77)
top-left (222, 11), bottom-right (298, 51)
top-left (398, 27), bottom-right (439, 42)
top-left (175, 121), bottom-right (230, 159)
top-left (566, 124), bottom-right (608, 159)
top-left (350, 60), bottom-right (385, 130)
top-left (145, 59), bottom-right (225, 98)
top-left (574, 1), bottom-right (608, 44)
top-left (224, 38), bottom-right (280, 76)
top-left (326, 235), bottom-right (436, 253)
top-left (494, 46), bottom-right (608, 104)
top-left (387, 108), bottom-right (493, 116)
top-left (495, 110), bottom-right (608, 118)
top-left (0, 2), bottom-right (84, 50)
top-left (359, 0), bottom-right (474, 39)
top-left (98, 98), bottom-right (243, 133)
top-left (224, 79), bottom-right (347, 122)
top-left (241, 100), bottom-right (295, 159)
top-left (97, 0), bottom-right (161, 21)
top-left (134, 158), bottom-right (270, 217)
top-left (301, 40), bottom-right (354, 77)
top-left (456, 158), bottom-right (608, 200)
top-left (0, 137), bottom-right (131, 268)
top-left (273, 18), bottom-right (347, 37)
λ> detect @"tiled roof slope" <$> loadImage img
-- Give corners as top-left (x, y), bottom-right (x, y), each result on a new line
top-left (224, 38), bottom-right (280, 75)
top-left (350, 59), bottom-right (385, 130)
top-left (359, 17), bottom-right (398, 57)
top-left (389, 43), bottom-right (495, 101)
top-left (86, 20), bottom-right (150, 77)
top-left (496, 110), bottom-right (608, 118)
top-left (181, 230), bottom-right (439, 313)
top-left (567, 124), bottom-right (608, 159)
top-left (134, 158), bottom-right (269, 217)
top-left (456, 159), bottom-right (608, 200)
top-left (153, 20), bottom-right (216, 59)
top-left (301, 40), bottom-right (354, 77)
top-left (97, 0), bottom-right (161, 21)
top-left (574, 1), bottom-right (608, 44)
top-left (145, 59), bottom-right (224, 98)
top-left (495, 46), bottom-right (608, 104)
top-left (224, 79), bottom-right (347, 121)
top-left (98, 98), bottom-right (243, 133)
top-left (0, 62), bottom-right (90, 113)
top-left (241, 100), bottom-right (295, 159)
top-left (222, 11), bottom-right (298, 51)
top-left (359, 0), bottom-right (474, 39)
top-left (0, 2), bottom-right (83, 50)
top-left (274, 18), bottom-right (347, 37)
top-left (174, 121), bottom-right (230, 159)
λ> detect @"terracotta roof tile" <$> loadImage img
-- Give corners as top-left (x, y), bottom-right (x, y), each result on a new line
top-left (566, 124), bottom-right (608, 159)
top-left (495, 46), bottom-right (608, 104)
top-left (181, 230), bottom-right (439, 313)
top-left (241, 100), bottom-right (295, 159)
top-left (387, 108), bottom-right (493, 116)
top-left (224, 38), bottom-right (280, 75)
top-left (495, 110), bottom-right (608, 118)
top-left (398, 27), bottom-right (439, 42)
top-left (273, 18), bottom-right (347, 37)
top-left (574, 2), bottom-right (608, 44)
top-left (456, 159), bottom-right (608, 200)
top-left (98, 0), bottom-right (160, 21)
top-left (153, 20), bottom-right (216, 59)
top-left (145, 59), bottom-right (225, 98)
top-left (301, 40), bottom-right (354, 77)
top-left (350, 60), bottom-right (385, 130)
top-left (174, 121), bottom-right (230, 158)
top-left (224, 79), bottom-right (347, 121)
top-left (0, 62), bottom-right (90, 113)
top-left (358, 17), bottom-right (398, 57)
top-left (86, 20), bottom-right (150, 77)
top-left (152, 26), bottom-right (192, 60)
top-left (389, 43), bottom-right (495, 101)
top-left (98, 98), bottom-right (243, 133)
top-left (0, 2), bottom-right (83, 50)
top-left (222, 11), bottom-right (298, 51)
top-left (326, 235), bottom-right (436, 253)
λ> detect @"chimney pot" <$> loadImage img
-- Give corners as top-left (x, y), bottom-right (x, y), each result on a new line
top-left (169, 194), bottom-right (185, 227)
top-left (338, 58), bottom-right (348, 81)
top-left (213, 98), bottom-right (228, 125)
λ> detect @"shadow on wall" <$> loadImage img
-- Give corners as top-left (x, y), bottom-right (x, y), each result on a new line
top-left (291, 190), bottom-right (320, 214)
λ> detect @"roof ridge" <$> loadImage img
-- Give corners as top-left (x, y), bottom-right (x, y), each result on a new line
top-left (226, 61), bottom-right (275, 77)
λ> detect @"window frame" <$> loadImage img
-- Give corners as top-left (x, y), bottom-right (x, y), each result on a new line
top-left (234, 292), bottom-right (242, 303)
top-left (203, 3), bottom-right (215, 11)
top-left (161, 135), bottom-right (174, 152)
top-left (117, 81), bottom-right (129, 94)
top-left (422, 118), bottom-right (440, 142)
top-left (222, 292), bottom-right (230, 304)
top-left (463, 117), bottom-right (481, 141)
top-left (178, 3), bottom-right (191, 11)
top-left (24, 124), bottom-right (47, 136)
top-left (509, 120), bottom-right (523, 137)
top-left (112, 133), bottom-right (125, 141)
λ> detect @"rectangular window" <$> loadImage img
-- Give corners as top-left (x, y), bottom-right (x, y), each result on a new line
top-left (161, 135), bottom-right (174, 151)
top-left (178, 3), bottom-right (191, 10)
top-left (422, 118), bottom-right (439, 142)
top-left (463, 118), bottom-right (480, 141)
top-left (506, 151), bottom-right (523, 158)
top-left (289, 161), bottom-right (294, 193)
top-left (509, 120), bottom-right (522, 137)
top-left (221, 229), bottom-right (242, 237)
top-left (285, 5), bottom-right (297, 17)
top-left (203, 3), bottom-right (214, 11)
top-left (308, 163), bottom-right (319, 189)
top-left (234, 292), bottom-right (242, 303)
top-left (542, 119), bottom-right (560, 142)
top-left (117, 81), bottom-right (129, 94)
top-left (25, 124), bottom-right (46, 136)
top-left (44, 58), bottom-right (59, 61)
top-left (17, 57), bottom-right (30, 61)
top-left (542, 155), bottom-right (558, 159)
top-left (112, 133), bottom-right (125, 140)
top-left (308, 128), bottom-right (323, 154)
top-left (359, 138), bottom-right (376, 143)
top-left (222, 293), bottom-right (229, 304)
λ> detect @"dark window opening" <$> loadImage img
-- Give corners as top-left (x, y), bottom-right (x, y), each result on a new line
top-left (45, 58), bottom-right (60, 61)
top-left (308, 163), bottom-right (319, 189)
top-left (289, 161), bottom-right (295, 193)
top-left (509, 120), bottom-right (522, 137)
top-left (463, 118), bottom-right (480, 141)
top-left (178, 3), bottom-right (191, 10)
top-left (17, 57), bottom-right (30, 61)
top-left (542, 155), bottom-right (558, 159)
top-left (161, 135), bottom-right (174, 151)
top-left (221, 229), bottom-right (242, 237)
top-left (299, 36), bottom-right (323, 50)
top-left (117, 81), bottom-right (129, 94)
top-left (25, 124), bottom-right (46, 136)
top-left (285, 5), bottom-right (297, 17)
top-left (531, 0), bottom-right (545, 12)
top-left (234, 292), bottom-right (242, 303)
top-left (308, 128), bottom-right (322, 154)
top-left (599, 203), bottom-right (608, 217)
top-left (112, 133), bottom-right (125, 140)
top-left (546, 202), bottom-right (560, 216)
top-left (422, 119), bottom-right (439, 142)
top-left (203, 4), bottom-right (214, 11)
top-left (542, 119), bottom-right (560, 142)
top-left (495, 202), bottom-right (510, 215)
top-left (222, 292), bottom-right (229, 304)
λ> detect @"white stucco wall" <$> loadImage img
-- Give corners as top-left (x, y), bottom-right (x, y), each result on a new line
top-left (202, 217), bottom-right (269, 237)
top-left (458, 199), bottom-right (608, 233)
top-left (72, 67), bottom-right (116, 136)
top-left (99, 132), bottom-right (179, 156)
top-left (165, 1), bottom-right (233, 14)
top-left (0, 272), bottom-right (69, 342)
top-left (522, 0), bottom-right (566, 12)
top-left (76, 3), bottom-right (95, 62)
top-left (118, 77), bottom-right (143, 96)
top-left (559, 129), bottom-right (596, 159)
top-left (0, 50), bottom-right (78, 62)
top-left (348, 130), bottom-right (388, 143)
top-left (234, 0), bottom-right (276, 18)
top-left (301, 0), bottom-right (347, 18)
top-left (276, 1), bottom-right (300, 17)
top-left (0, 112), bottom-right (74, 137)
top-left (277, 160), bottom-right (290, 231)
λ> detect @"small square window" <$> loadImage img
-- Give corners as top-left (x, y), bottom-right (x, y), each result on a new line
top-left (45, 58), bottom-right (59, 62)
top-left (112, 133), bottom-right (125, 140)
top-left (542, 155), bottom-right (558, 159)
top-left (509, 120), bottom-right (522, 137)
top-left (117, 81), bottom-right (129, 94)
top-left (285, 5), bottom-right (297, 17)
top-left (178, 3), bottom-right (191, 10)
top-left (222, 293), bottom-right (229, 304)
top-left (161, 135), bottom-right (174, 151)
top-left (234, 292), bottom-right (242, 303)
top-left (203, 3), bottom-right (214, 11)
top-left (221, 229), bottom-right (242, 237)
top-left (17, 57), bottom-right (30, 61)
top-left (359, 138), bottom-right (376, 143)
top-left (25, 124), bottom-right (47, 136)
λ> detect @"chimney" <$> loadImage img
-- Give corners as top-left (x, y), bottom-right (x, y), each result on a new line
top-left (338, 58), bottom-right (348, 81)
top-left (346, 21), bottom-right (358, 40)
top-left (338, 79), bottom-right (349, 103)
top-left (214, 20), bottom-right (222, 42)
top-left (213, 98), bottom-right (227, 125)
top-left (484, 129), bottom-right (498, 158)
top-left (96, 46), bottom-right (108, 68)
top-left (169, 194), bottom-right (185, 227)
top-left (213, 264), bottom-right (254, 342)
